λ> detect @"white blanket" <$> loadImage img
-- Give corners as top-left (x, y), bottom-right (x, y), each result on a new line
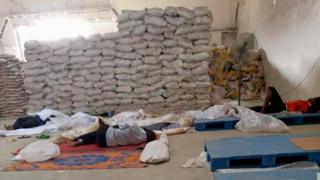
top-left (0, 111), bottom-right (97, 136)
top-left (0, 123), bottom-right (58, 136)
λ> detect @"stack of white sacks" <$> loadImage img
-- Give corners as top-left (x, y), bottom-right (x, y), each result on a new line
top-left (0, 54), bottom-right (27, 118)
top-left (23, 6), bottom-right (212, 115)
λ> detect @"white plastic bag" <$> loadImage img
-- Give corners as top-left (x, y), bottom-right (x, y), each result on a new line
top-left (178, 115), bottom-right (194, 127)
top-left (13, 141), bottom-right (60, 162)
top-left (235, 106), bottom-right (290, 133)
top-left (186, 104), bottom-right (289, 133)
top-left (70, 112), bottom-right (97, 128)
top-left (182, 151), bottom-right (208, 168)
top-left (140, 134), bottom-right (169, 163)
top-left (190, 104), bottom-right (234, 119)
top-left (111, 109), bottom-right (145, 124)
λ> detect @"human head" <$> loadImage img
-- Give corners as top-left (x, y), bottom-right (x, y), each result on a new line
top-left (308, 97), bottom-right (320, 106)
top-left (307, 97), bottom-right (320, 113)
top-left (144, 128), bottom-right (156, 142)
top-left (267, 86), bottom-right (282, 102)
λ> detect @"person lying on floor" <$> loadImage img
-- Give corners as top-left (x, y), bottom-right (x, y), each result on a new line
top-left (260, 86), bottom-right (320, 114)
top-left (52, 115), bottom-right (190, 144)
top-left (68, 118), bottom-right (161, 147)
top-left (4, 109), bottom-right (68, 130)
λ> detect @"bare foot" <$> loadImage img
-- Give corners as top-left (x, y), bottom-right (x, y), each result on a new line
top-left (154, 131), bottom-right (162, 140)
top-left (53, 136), bottom-right (69, 144)
top-left (65, 138), bottom-right (75, 144)
top-left (71, 141), bottom-right (81, 146)
top-left (4, 124), bottom-right (12, 130)
top-left (67, 140), bottom-right (81, 147)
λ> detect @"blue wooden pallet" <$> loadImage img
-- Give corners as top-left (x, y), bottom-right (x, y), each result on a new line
top-left (194, 117), bottom-right (240, 131)
top-left (214, 168), bottom-right (320, 180)
top-left (194, 113), bottom-right (320, 131)
top-left (274, 113), bottom-right (320, 125)
top-left (205, 135), bottom-right (320, 171)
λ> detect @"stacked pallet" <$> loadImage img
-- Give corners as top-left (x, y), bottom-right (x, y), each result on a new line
top-left (0, 54), bottom-right (27, 118)
top-left (23, 6), bottom-right (213, 115)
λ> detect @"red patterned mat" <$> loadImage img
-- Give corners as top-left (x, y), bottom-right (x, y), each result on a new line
top-left (59, 143), bottom-right (146, 152)
top-left (3, 144), bottom-right (146, 171)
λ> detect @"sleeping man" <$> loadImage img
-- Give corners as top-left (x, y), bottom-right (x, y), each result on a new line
top-left (260, 87), bottom-right (320, 114)
top-left (69, 118), bottom-right (159, 147)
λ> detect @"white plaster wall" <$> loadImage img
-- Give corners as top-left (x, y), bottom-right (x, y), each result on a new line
top-left (0, 0), bottom-right (112, 57)
top-left (238, 0), bottom-right (320, 100)
top-left (0, 0), bottom-right (9, 23)
top-left (0, 2), bottom-right (8, 52)
top-left (0, 20), bottom-right (20, 56)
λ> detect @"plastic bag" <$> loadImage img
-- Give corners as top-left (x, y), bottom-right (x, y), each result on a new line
top-left (13, 140), bottom-right (60, 162)
top-left (190, 104), bottom-right (234, 119)
top-left (182, 151), bottom-right (208, 168)
top-left (69, 112), bottom-right (97, 128)
top-left (140, 134), bottom-right (169, 163)
top-left (52, 118), bottom-right (100, 143)
top-left (186, 104), bottom-right (289, 133)
top-left (111, 109), bottom-right (145, 124)
top-left (178, 115), bottom-right (194, 127)
top-left (235, 106), bottom-right (290, 133)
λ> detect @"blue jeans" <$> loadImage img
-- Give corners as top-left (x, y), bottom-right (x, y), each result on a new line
top-left (75, 123), bottom-right (109, 147)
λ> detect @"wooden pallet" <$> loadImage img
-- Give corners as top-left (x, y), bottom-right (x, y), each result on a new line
top-left (205, 134), bottom-right (320, 171)
top-left (274, 113), bottom-right (320, 125)
top-left (194, 113), bottom-right (320, 131)
top-left (214, 168), bottom-right (320, 180)
top-left (194, 117), bottom-right (240, 131)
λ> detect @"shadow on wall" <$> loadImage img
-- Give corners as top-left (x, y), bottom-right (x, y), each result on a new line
top-left (307, 64), bottom-right (320, 97)
top-left (259, 48), bottom-right (313, 101)
top-left (238, 0), bottom-right (320, 100)
top-left (286, 57), bottom-right (320, 100)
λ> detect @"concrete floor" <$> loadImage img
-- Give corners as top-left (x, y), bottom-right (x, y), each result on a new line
top-left (0, 118), bottom-right (319, 180)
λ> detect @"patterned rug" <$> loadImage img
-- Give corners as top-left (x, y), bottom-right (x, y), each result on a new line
top-left (3, 145), bottom-right (146, 171)
top-left (58, 143), bottom-right (146, 152)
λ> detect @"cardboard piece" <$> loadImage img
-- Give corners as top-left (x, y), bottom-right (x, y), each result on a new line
top-left (290, 137), bottom-right (320, 151)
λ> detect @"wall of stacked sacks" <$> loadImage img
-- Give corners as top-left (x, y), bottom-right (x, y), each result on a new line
top-left (0, 54), bottom-right (27, 118)
top-left (23, 7), bottom-right (213, 115)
